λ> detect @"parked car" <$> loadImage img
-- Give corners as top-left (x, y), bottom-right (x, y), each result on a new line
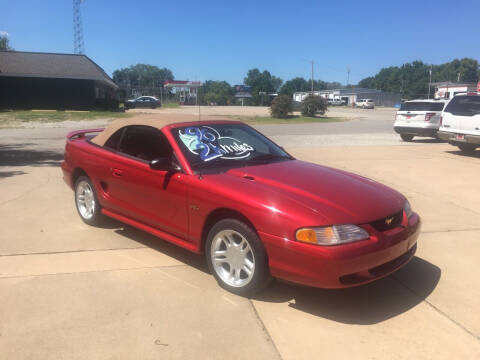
top-left (328, 99), bottom-right (343, 106)
top-left (355, 99), bottom-right (375, 109)
top-left (62, 119), bottom-right (420, 296)
top-left (438, 93), bottom-right (480, 153)
top-left (125, 96), bottom-right (161, 110)
top-left (393, 99), bottom-right (447, 141)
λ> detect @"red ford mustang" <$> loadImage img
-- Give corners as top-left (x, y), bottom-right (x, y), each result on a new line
top-left (62, 118), bottom-right (420, 296)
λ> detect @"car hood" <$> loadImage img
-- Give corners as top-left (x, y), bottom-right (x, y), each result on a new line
top-left (224, 160), bottom-right (405, 224)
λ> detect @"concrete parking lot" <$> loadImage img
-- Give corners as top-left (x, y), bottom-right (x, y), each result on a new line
top-left (1, 107), bottom-right (479, 359)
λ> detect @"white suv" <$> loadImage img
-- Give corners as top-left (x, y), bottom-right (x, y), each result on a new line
top-left (438, 93), bottom-right (480, 153)
top-left (355, 99), bottom-right (374, 109)
top-left (394, 99), bottom-right (447, 141)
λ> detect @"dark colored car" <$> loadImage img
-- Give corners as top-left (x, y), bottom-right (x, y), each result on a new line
top-left (62, 118), bottom-right (420, 296)
top-left (125, 96), bottom-right (161, 110)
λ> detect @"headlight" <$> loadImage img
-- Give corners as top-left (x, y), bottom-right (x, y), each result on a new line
top-left (296, 225), bottom-right (369, 246)
top-left (404, 199), bottom-right (413, 218)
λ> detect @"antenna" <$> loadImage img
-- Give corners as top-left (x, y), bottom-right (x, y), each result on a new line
top-left (73, 0), bottom-right (85, 54)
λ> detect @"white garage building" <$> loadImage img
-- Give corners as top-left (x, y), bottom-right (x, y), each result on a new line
top-left (433, 81), bottom-right (478, 99)
top-left (293, 88), bottom-right (400, 106)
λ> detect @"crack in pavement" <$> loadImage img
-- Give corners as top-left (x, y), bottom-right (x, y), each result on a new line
top-left (0, 264), bottom-right (188, 280)
top-left (0, 246), bottom-right (148, 257)
top-left (392, 274), bottom-right (480, 342)
top-left (248, 299), bottom-right (284, 360)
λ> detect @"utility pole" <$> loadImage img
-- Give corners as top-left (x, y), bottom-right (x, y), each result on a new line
top-left (428, 65), bottom-right (432, 99)
top-left (347, 67), bottom-right (350, 86)
top-left (311, 60), bottom-right (314, 94)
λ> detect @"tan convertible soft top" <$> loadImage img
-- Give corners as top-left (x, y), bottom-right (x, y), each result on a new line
top-left (91, 114), bottom-right (230, 146)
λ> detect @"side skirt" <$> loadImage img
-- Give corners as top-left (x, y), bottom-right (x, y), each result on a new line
top-left (101, 208), bottom-right (200, 254)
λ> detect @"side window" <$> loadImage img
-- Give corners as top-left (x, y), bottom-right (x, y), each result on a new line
top-left (119, 126), bottom-right (172, 162)
top-left (104, 128), bottom-right (125, 150)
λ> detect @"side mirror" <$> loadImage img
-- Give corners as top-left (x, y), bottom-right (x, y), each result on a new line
top-left (149, 158), bottom-right (180, 172)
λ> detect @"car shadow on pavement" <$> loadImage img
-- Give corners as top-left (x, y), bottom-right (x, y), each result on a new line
top-left (445, 150), bottom-right (480, 158)
top-left (254, 256), bottom-right (441, 325)
top-left (111, 223), bottom-right (210, 274)
top-left (0, 170), bottom-right (27, 178)
top-left (93, 218), bottom-right (440, 325)
top-left (0, 143), bottom-right (63, 167)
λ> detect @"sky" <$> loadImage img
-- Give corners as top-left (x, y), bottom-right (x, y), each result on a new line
top-left (2, 0), bottom-right (480, 85)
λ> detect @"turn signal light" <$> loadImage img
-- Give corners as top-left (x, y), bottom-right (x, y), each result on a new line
top-left (296, 225), bottom-right (369, 246)
top-left (295, 229), bottom-right (317, 244)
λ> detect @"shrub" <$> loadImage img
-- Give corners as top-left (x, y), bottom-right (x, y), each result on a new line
top-left (301, 95), bottom-right (328, 117)
top-left (270, 95), bottom-right (293, 118)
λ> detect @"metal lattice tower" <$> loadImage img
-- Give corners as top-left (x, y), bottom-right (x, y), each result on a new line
top-left (73, 0), bottom-right (85, 54)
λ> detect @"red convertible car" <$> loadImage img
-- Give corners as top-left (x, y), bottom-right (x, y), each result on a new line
top-left (62, 118), bottom-right (420, 296)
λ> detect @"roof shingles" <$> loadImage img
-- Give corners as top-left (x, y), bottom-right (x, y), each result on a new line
top-left (0, 51), bottom-right (117, 88)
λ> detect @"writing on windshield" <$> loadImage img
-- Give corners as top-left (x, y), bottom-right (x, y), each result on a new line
top-left (179, 126), bottom-right (255, 162)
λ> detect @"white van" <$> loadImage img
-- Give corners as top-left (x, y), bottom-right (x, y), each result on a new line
top-left (438, 93), bottom-right (480, 153)
top-left (394, 99), bottom-right (447, 141)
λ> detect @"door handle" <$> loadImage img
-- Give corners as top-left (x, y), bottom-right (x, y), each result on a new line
top-left (111, 168), bottom-right (123, 177)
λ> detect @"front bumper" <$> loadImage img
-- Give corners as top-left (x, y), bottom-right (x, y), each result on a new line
top-left (394, 126), bottom-right (438, 137)
top-left (437, 131), bottom-right (480, 145)
top-left (260, 213), bottom-right (420, 288)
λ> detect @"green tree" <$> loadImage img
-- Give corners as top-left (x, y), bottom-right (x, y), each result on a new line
top-left (198, 80), bottom-right (234, 105)
top-left (279, 78), bottom-right (342, 97)
top-left (279, 77), bottom-right (311, 96)
top-left (301, 95), bottom-right (327, 117)
top-left (358, 58), bottom-right (479, 99)
top-left (244, 68), bottom-right (283, 106)
top-left (270, 95), bottom-right (293, 118)
top-left (0, 34), bottom-right (13, 51)
top-left (112, 64), bottom-right (174, 89)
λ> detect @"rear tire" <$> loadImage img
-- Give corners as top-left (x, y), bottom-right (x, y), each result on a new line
top-left (458, 144), bottom-right (477, 153)
top-left (74, 176), bottom-right (103, 226)
top-left (401, 134), bottom-right (414, 142)
top-left (206, 219), bottom-right (271, 297)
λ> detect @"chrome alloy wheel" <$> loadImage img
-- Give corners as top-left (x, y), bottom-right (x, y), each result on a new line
top-left (211, 230), bottom-right (255, 287)
top-left (75, 180), bottom-right (96, 220)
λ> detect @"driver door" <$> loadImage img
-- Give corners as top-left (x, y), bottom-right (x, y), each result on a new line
top-left (104, 125), bottom-right (189, 240)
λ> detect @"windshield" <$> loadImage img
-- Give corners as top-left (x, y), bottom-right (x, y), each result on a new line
top-left (400, 102), bottom-right (444, 111)
top-left (444, 96), bottom-right (480, 116)
top-left (173, 123), bottom-right (293, 173)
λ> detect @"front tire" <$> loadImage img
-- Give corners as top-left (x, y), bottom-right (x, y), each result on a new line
top-left (401, 134), bottom-right (414, 141)
top-left (74, 176), bottom-right (103, 226)
top-left (206, 219), bottom-right (271, 296)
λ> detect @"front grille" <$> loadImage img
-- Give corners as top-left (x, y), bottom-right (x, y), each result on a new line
top-left (370, 209), bottom-right (403, 232)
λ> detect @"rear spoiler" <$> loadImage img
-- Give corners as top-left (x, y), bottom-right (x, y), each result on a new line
top-left (66, 128), bottom-right (104, 140)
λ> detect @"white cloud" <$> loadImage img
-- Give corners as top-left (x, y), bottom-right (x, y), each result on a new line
top-left (0, 31), bottom-right (9, 37)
